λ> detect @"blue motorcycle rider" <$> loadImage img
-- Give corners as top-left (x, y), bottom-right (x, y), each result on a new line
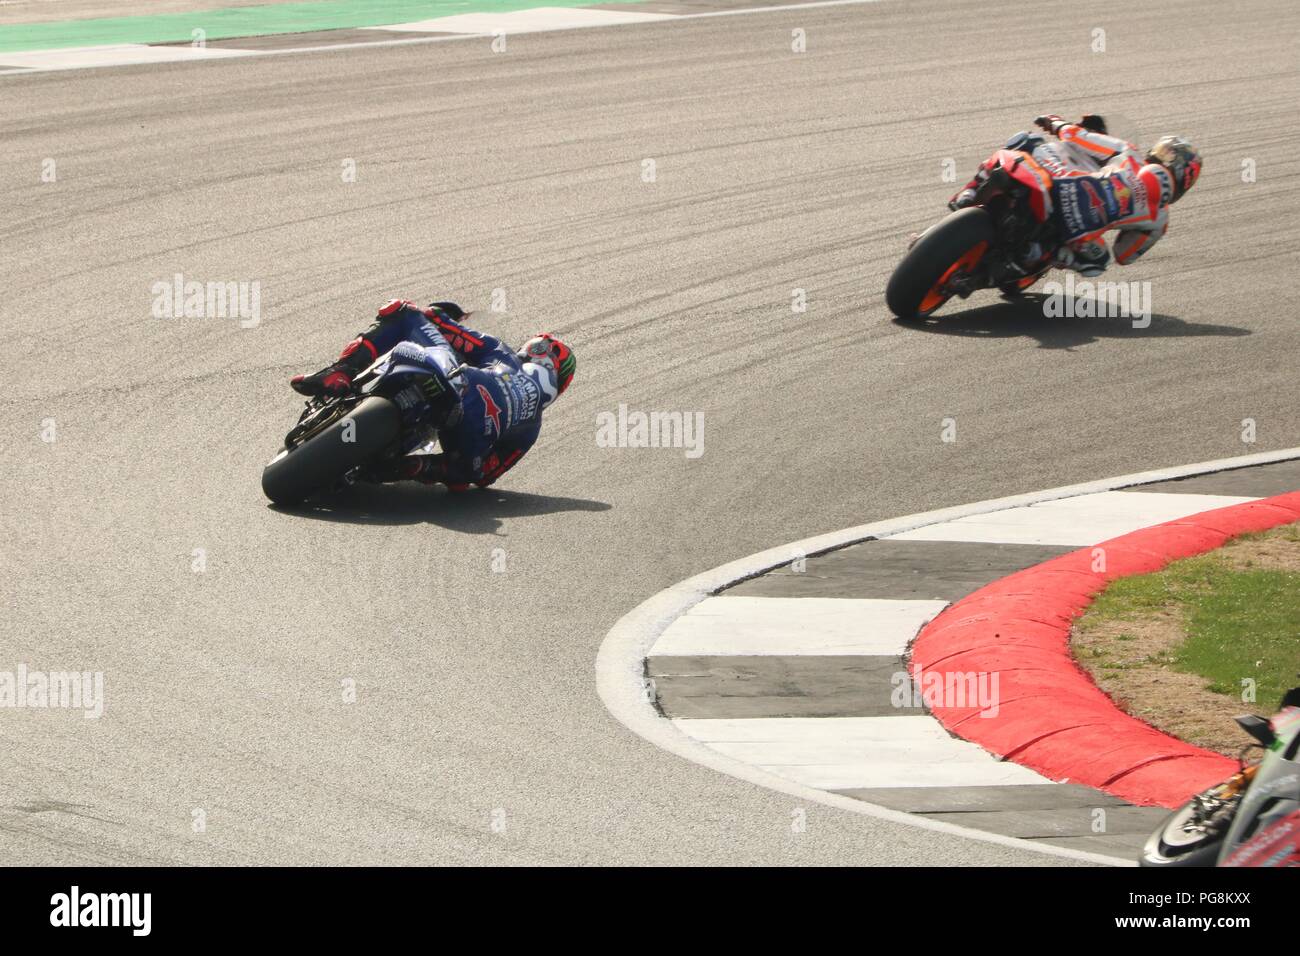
top-left (290, 299), bottom-right (575, 490)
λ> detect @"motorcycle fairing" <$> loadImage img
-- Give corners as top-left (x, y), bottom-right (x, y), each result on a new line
top-left (1219, 704), bottom-right (1300, 866)
top-left (991, 148), bottom-right (1054, 222)
top-left (356, 345), bottom-right (457, 450)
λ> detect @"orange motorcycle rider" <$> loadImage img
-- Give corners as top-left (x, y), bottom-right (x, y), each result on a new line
top-left (951, 114), bottom-right (1202, 277)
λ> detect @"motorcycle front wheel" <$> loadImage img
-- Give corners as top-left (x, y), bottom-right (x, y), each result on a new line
top-left (1139, 798), bottom-right (1230, 867)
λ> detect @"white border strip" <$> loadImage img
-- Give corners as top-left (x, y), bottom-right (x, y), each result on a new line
top-left (596, 446), bottom-right (1300, 867)
top-left (0, 0), bottom-right (886, 76)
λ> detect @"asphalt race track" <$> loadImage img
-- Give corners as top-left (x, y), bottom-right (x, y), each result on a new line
top-left (2, 0), bottom-right (1298, 865)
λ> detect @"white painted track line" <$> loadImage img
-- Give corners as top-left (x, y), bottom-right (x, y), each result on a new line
top-left (650, 595), bottom-right (948, 656)
top-left (0, 42), bottom-right (258, 70)
top-left (369, 7), bottom-right (679, 34)
top-left (598, 447), bottom-right (1300, 867)
top-left (889, 491), bottom-right (1258, 546)
top-left (676, 717), bottom-right (1055, 789)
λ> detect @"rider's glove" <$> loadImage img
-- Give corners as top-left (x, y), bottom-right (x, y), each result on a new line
top-left (1033, 114), bottom-right (1065, 135)
top-left (1079, 114), bottom-right (1108, 135)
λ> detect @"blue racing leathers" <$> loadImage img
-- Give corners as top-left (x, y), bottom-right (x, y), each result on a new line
top-left (363, 299), bottom-right (556, 488)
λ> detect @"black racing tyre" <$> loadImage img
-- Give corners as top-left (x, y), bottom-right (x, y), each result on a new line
top-left (1139, 800), bottom-right (1227, 867)
top-left (261, 396), bottom-right (401, 505)
top-left (886, 207), bottom-right (996, 319)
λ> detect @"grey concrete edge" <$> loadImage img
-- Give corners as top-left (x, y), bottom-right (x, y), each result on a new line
top-left (595, 446), bottom-right (1300, 868)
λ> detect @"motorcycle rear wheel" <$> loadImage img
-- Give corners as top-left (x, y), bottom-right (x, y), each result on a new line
top-left (886, 207), bottom-right (996, 319)
top-left (261, 396), bottom-right (401, 506)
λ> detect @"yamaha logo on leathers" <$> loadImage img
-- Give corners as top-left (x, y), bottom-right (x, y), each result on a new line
top-left (520, 362), bottom-right (556, 409)
top-left (503, 362), bottom-right (552, 421)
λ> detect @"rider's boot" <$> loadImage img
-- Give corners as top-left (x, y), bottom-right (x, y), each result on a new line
top-left (290, 335), bottom-right (378, 396)
top-left (1053, 239), bottom-right (1110, 278)
top-left (366, 453), bottom-right (465, 489)
top-left (367, 457), bottom-right (427, 483)
top-left (949, 187), bottom-right (978, 211)
top-left (948, 162), bottom-right (994, 211)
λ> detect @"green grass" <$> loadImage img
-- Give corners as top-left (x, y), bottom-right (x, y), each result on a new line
top-left (1078, 526), bottom-right (1300, 712)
